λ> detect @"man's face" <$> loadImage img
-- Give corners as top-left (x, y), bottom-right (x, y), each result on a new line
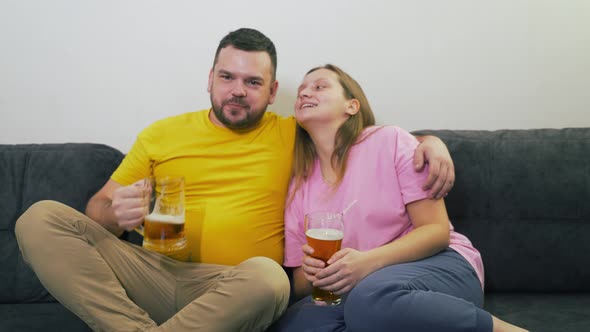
top-left (208, 46), bottom-right (278, 130)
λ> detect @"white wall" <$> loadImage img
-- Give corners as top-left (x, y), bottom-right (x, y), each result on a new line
top-left (1, 0), bottom-right (589, 152)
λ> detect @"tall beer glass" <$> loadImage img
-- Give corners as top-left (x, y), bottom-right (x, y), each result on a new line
top-left (142, 176), bottom-right (186, 256)
top-left (305, 211), bottom-right (344, 306)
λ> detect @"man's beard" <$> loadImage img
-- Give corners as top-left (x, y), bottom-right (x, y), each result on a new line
top-left (211, 96), bottom-right (267, 130)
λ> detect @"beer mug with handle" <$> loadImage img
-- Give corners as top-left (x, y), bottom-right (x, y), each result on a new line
top-left (140, 176), bottom-right (187, 257)
top-left (305, 211), bottom-right (344, 306)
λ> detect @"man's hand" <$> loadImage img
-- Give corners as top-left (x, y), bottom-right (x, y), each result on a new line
top-left (111, 179), bottom-right (150, 231)
top-left (414, 135), bottom-right (455, 199)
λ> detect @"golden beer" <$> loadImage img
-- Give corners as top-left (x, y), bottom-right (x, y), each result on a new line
top-left (306, 227), bottom-right (344, 305)
top-left (140, 176), bottom-right (186, 258)
top-left (142, 212), bottom-right (186, 254)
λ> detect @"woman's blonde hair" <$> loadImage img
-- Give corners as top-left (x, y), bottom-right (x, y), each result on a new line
top-left (289, 64), bottom-right (377, 202)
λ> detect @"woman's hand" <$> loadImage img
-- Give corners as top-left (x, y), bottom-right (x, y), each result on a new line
top-left (312, 248), bottom-right (373, 295)
top-left (301, 244), bottom-right (326, 283)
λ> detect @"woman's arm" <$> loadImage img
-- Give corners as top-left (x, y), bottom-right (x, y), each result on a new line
top-left (312, 198), bottom-right (451, 295)
top-left (363, 198), bottom-right (450, 271)
top-left (292, 266), bottom-right (314, 301)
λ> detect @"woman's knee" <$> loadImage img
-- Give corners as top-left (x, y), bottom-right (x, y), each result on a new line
top-left (347, 270), bottom-right (408, 303)
top-left (344, 277), bottom-right (410, 330)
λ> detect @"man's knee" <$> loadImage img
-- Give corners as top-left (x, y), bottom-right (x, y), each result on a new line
top-left (238, 257), bottom-right (290, 313)
top-left (15, 200), bottom-right (75, 257)
top-left (16, 200), bottom-right (65, 238)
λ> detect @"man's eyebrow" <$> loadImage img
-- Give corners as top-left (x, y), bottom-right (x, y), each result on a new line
top-left (217, 69), bottom-right (265, 82)
top-left (247, 75), bottom-right (265, 82)
top-left (217, 69), bottom-right (232, 76)
top-left (243, 73), bottom-right (266, 83)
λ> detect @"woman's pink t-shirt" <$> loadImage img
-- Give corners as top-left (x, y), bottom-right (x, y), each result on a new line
top-left (284, 126), bottom-right (485, 287)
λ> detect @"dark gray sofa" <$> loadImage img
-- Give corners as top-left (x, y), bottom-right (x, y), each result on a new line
top-left (1, 128), bottom-right (589, 331)
top-left (414, 128), bottom-right (590, 332)
top-left (0, 143), bottom-right (124, 331)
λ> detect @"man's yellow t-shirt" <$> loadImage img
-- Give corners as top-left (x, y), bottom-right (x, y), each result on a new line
top-left (111, 109), bottom-right (296, 265)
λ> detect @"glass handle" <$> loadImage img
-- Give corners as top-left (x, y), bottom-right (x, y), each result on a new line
top-left (134, 225), bottom-right (144, 237)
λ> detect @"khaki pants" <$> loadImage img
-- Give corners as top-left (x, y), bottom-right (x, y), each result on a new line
top-left (15, 200), bottom-right (289, 332)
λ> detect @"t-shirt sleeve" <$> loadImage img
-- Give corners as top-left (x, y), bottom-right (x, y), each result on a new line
top-left (111, 128), bottom-right (154, 186)
top-left (283, 181), bottom-right (306, 267)
top-left (392, 127), bottom-right (430, 205)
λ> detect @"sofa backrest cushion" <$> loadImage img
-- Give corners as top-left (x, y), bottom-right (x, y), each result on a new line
top-left (413, 128), bottom-right (590, 292)
top-left (0, 143), bottom-right (124, 303)
top-left (2, 129), bottom-right (589, 299)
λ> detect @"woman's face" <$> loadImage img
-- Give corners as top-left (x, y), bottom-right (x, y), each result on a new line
top-left (294, 69), bottom-right (353, 129)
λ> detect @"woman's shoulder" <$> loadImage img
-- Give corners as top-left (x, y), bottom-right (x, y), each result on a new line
top-left (358, 125), bottom-right (412, 143)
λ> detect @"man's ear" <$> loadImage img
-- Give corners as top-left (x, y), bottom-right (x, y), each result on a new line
top-left (345, 99), bottom-right (360, 116)
top-left (207, 69), bottom-right (214, 93)
top-left (268, 80), bottom-right (279, 105)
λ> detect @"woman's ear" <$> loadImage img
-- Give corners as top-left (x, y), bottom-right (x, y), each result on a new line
top-left (345, 99), bottom-right (360, 116)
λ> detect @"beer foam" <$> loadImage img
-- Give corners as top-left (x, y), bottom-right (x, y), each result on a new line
top-left (145, 212), bottom-right (185, 224)
top-left (306, 228), bottom-right (343, 241)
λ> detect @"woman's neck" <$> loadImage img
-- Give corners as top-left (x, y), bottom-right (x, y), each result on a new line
top-left (307, 126), bottom-right (339, 183)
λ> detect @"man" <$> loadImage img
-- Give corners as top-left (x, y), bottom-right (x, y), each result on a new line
top-left (15, 28), bottom-right (454, 332)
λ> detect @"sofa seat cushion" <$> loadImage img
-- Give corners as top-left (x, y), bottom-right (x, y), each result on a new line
top-left (0, 303), bottom-right (91, 332)
top-left (484, 292), bottom-right (590, 332)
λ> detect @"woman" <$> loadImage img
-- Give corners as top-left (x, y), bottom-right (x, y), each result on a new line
top-left (272, 64), bottom-right (527, 331)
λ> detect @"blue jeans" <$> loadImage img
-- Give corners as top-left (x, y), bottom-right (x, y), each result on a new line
top-left (271, 249), bottom-right (492, 332)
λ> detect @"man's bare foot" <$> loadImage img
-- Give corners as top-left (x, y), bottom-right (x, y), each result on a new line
top-left (492, 316), bottom-right (528, 332)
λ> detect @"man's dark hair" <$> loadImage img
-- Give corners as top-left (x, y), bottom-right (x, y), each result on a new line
top-left (213, 28), bottom-right (277, 80)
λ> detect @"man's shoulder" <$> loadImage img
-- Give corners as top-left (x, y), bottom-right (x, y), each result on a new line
top-left (259, 112), bottom-right (296, 134)
top-left (154, 109), bottom-right (206, 126)
top-left (263, 111), bottom-right (295, 125)
top-left (141, 110), bottom-right (207, 133)
top-left (260, 112), bottom-right (296, 146)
